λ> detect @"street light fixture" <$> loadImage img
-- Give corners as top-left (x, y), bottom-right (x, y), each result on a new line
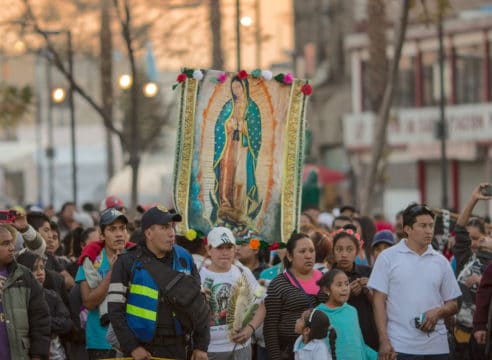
top-left (119, 74), bottom-right (132, 90)
top-left (143, 82), bottom-right (158, 97)
top-left (240, 16), bottom-right (253, 27)
top-left (52, 87), bottom-right (66, 103)
top-left (13, 40), bottom-right (26, 54)
top-left (119, 74), bottom-right (158, 97)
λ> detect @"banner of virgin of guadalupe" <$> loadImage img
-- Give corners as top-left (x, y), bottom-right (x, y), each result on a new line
top-left (173, 69), bottom-right (310, 243)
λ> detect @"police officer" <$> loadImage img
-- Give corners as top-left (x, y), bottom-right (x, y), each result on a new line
top-left (108, 206), bottom-right (209, 360)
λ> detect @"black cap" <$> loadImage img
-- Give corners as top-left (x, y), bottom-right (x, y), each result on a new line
top-left (141, 206), bottom-right (182, 231)
top-left (99, 208), bottom-right (128, 231)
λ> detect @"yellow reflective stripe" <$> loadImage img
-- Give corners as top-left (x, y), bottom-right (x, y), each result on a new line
top-left (129, 284), bottom-right (158, 299)
top-left (126, 304), bottom-right (157, 321)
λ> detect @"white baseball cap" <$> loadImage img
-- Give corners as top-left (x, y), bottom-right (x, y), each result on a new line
top-left (207, 227), bottom-right (236, 248)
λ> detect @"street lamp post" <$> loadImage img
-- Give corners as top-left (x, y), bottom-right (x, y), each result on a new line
top-left (437, 14), bottom-right (448, 209)
top-left (45, 30), bottom-right (77, 204)
top-left (46, 54), bottom-right (55, 206)
top-left (236, 0), bottom-right (241, 71)
top-left (66, 30), bottom-right (77, 205)
top-left (254, 0), bottom-right (261, 68)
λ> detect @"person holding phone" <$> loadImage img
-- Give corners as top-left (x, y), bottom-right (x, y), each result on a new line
top-left (369, 203), bottom-right (461, 360)
top-left (453, 184), bottom-right (492, 359)
top-left (454, 183), bottom-right (492, 275)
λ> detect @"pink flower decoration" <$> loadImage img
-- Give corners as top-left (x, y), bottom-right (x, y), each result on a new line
top-left (284, 72), bottom-right (294, 84)
top-left (218, 72), bottom-right (227, 83)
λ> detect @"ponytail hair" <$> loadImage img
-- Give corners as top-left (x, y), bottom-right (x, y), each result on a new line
top-left (328, 325), bottom-right (337, 360)
top-left (304, 308), bottom-right (337, 359)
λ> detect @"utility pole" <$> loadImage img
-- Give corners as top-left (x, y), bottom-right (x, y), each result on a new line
top-left (236, 0), bottom-right (241, 71)
top-left (438, 14), bottom-right (448, 209)
top-left (67, 30), bottom-right (77, 204)
top-left (46, 55), bottom-right (55, 206)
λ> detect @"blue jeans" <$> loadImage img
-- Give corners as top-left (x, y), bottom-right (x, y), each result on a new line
top-left (397, 354), bottom-right (449, 360)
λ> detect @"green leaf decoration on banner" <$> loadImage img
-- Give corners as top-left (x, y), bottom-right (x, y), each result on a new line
top-left (274, 73), bottom-right (285, 83)
top-left (183, 68), bottom-right (194, 78)
top-left (209, 77), bottom-right (219, 84)
top-left (251, 69), bottom-right (262, 78)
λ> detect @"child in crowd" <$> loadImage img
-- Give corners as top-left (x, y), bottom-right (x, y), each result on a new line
top-left (294, 308), bottom-right (336, 360)
top-left (371, 230), bottom-right (395, 263)
top-left (17, 250), bottom-right (73, 360)
top-left (200, 227), bottom-right (266, 360)
top-left (316, 269), bottom-right (377, 360)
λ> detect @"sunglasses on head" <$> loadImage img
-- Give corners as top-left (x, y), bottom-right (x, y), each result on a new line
top-left (407, 204), bottom-right (432, 216)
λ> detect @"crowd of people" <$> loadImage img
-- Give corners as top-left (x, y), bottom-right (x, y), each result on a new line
top-left (1, 183), bottom-right (492, 360)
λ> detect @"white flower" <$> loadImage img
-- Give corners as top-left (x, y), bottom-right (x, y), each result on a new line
top-left (254, 286), bottom-right (266, 299)
top-left (193, 69), bottom-right (204, 80)
top-left (261, 70), bottom-right (273, 81)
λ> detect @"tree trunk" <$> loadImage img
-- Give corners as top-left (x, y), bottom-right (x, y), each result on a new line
top-left (122, 0), bottom-right (140, 211)
top-left (367, 0), bottom-right (388, 111)
top-left (360, 0), bottom-right (410, 215)
top-left (100, 0), bottom-right (115, 182)
top-left (209, 0), bottom-right (224, 69)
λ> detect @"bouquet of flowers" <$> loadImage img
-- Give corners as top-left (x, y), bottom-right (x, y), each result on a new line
top-left (227, 274), bottom-right (266, 340)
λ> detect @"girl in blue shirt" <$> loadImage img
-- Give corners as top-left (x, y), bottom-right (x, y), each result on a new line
top-left (316, 269), bottom-right (377, 360)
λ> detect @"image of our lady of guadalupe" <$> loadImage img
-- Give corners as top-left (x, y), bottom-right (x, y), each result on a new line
top-left (210, 76), bottom-right (263, 226)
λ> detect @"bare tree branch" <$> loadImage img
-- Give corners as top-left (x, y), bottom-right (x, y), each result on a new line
top-left (360, 0), bottom-right (411, 214)
top-left (21, 0), bottom-right (126, 147)
top-left (141, 102), bottom-right (175, 152)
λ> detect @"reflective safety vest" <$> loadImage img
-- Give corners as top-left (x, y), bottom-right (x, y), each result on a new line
top-left (126, 245), bottom-right (193, 342)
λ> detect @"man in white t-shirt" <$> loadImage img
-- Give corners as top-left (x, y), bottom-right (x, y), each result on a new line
top-left (368, 203), bottom-right (461, 360)
top-left (200, 227), bottom-right (266, 360)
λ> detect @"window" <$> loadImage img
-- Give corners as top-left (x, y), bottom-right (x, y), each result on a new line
top-left (422, 51), bottom-right (440, 107)
top-left (455, 44), bottom-right (482, 104)
top-left (394, 56), bottom-right (415, 108)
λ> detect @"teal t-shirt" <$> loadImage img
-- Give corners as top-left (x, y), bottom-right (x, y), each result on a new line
top-left (316, 302), bottom-right (377, 360)
top-left (75, 248), bottom-right (111, 350)
top-left (259, 263), bottom-right (283, 282)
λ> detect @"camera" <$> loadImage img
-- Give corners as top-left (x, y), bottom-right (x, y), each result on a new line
top-left (0, 210), bottom-right (16, 224)
top-left (414, 313), bottom-right (425, 329)
top-left (481, 184), bottom-right (492, 197)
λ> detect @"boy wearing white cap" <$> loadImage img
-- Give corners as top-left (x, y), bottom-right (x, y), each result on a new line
top-left (201, 227), bottom-right (266, 360)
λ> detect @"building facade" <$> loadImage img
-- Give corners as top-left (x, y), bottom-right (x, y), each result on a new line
top-left (344, 9), bottom-right (492, 218)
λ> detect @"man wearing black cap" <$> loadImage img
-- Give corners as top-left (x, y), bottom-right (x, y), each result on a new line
top-left (108, 205), bottom-right (209, 360)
